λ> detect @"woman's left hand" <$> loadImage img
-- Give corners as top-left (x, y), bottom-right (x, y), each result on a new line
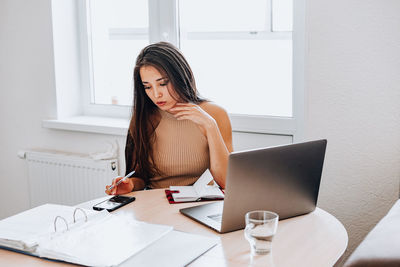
top-left (169, 103), bottom-right (217, 135)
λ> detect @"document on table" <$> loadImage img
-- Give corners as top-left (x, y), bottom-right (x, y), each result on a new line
top-left (120, 230), bottom-right (219, 267)
top-left (0, 204), bottom-right (173, 267)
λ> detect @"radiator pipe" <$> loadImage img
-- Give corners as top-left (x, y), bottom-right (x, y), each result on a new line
top-left (17, 150), bottom-right (26, 159)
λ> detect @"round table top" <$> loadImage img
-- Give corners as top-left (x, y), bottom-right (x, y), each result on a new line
top-left (0, 189), bottom-right (348, 267)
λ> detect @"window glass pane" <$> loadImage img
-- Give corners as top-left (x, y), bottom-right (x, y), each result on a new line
top-left (90, 0), bottom-right (148, 28)
top-left (90, 40), bottom-right (147, 106)
top-left (179, 0), bottom-right (269, 32)
top-left (88, 0), bottom-right (148, 105)
top-left (181, 40), bottom-right (292, 117)
top-left (272, 0), bottom-right (293, 31)
top-left (179, 0), bottom-right (293, 117)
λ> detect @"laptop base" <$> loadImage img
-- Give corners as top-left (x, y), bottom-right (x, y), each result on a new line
top-left (180, 202), bottom-right (224, 233)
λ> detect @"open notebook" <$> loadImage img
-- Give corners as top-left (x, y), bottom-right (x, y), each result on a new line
top-left (166, 169), bottom-right (224, 203)
top-left (0, 204), bottom-right (173, 266)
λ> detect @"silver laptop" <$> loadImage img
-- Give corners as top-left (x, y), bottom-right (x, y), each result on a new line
top-left (180, 139), bottom-right (327, 233)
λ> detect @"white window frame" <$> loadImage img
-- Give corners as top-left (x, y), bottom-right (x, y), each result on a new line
top-left (76, 0), bottom-right (305, 141)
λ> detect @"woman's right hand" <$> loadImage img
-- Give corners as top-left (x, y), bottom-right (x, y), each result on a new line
top-left (105, 177), bottom-right (134, 195)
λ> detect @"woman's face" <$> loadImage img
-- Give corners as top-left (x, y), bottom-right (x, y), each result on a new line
top-left (140, 65), bottom-right (179, 111)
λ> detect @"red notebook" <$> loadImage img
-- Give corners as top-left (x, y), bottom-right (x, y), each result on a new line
top-left (165, 189), bottom-right (224, 204)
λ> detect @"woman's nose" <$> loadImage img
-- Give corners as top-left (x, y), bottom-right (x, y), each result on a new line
top-left (153, 87), bottom-right (162, 98)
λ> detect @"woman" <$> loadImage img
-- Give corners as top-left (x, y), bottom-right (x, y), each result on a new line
top-left (106, 42), bottom-right (232, 195)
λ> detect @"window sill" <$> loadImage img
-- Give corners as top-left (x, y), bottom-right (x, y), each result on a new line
top-left (42, 114), bottom-right (296, 136)
top-left (42, 116), bottom-right (129, 136)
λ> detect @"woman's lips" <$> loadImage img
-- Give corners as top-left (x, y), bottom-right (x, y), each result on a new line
top-left (156, 101), bottom-right (166, 106)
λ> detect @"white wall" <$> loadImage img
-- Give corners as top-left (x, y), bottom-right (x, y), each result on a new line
top-left (305, 0), bottom-right (400, 262)
top-left (0, 0), bottom-right (399, 263)
top-left (0, 0), bottom-right (127, 218)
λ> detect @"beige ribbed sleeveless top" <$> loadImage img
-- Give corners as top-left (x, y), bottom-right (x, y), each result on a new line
top-left (149, 110), bottom-right (210, 188)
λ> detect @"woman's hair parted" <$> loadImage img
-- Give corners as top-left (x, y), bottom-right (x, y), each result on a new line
top-left (128, 42), bottom-right (205, 184)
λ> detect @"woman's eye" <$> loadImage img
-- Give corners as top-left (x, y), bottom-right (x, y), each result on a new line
top-left (160, 80), bottom-right (169, 86)
top-left (144, 86), bottom-right (151, 90)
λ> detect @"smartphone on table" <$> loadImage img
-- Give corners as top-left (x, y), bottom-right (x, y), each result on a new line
top-left (93, 195), bottom-right (136, 212)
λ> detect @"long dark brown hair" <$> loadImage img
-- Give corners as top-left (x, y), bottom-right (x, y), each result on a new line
top-left (127, 42), bottom-right (205, 185)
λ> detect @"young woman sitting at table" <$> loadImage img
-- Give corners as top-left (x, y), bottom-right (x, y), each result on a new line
top-left (106, 42), bottom-right (232, 195)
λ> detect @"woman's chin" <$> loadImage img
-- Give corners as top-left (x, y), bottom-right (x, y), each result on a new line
top-left (161, 102), bottom-right (177, 112)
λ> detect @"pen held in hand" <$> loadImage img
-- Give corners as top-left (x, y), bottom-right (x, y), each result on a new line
top-left (107, 170), bottom-right (136, 192)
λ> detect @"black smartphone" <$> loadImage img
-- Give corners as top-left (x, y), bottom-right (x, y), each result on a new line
top-left (93, 195), bottom-right (136, 212)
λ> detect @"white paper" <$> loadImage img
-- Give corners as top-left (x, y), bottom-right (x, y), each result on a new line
top-left (119, 230), bottom-right (219, 267)
top-left (196, 186), bottom-right (224, 199)
top-left (193, 169), bottom-right (214, 195)
top-left (37, 212), bottom-right (173, 267)
top-left (169, 186), bottom-right (198, 201)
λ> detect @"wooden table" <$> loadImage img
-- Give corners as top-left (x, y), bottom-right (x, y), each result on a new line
top-left (0, 189), bottom-right (348, 266)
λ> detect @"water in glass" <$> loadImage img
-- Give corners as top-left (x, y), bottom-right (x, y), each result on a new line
top-left (244, 211), bottom-right (278, 254)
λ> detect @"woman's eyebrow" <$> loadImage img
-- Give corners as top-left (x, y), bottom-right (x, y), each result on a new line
top-left (142, 77), bottom-right (168, 84)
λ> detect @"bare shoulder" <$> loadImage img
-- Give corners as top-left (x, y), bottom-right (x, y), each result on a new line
top-left (199, 101), bottom-right (229, 121)
top-left (200, 101), bottom-right (233, 152)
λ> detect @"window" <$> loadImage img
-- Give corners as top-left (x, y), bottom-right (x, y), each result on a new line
top-left (87, 0), bottom-right (149, 106)
top-left (179, 0), bottom-right (292, 117)
top-left (78, 0), bottom-right (304, 140)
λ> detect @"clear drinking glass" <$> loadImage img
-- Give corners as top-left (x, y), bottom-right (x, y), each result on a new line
top-left (244, 211), bottom-right (279, 255)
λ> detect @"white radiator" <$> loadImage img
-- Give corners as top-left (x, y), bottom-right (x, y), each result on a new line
top-left (20, 150), bottom-right (118, 208)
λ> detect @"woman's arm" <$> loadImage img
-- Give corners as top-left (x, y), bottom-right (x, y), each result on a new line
top-left (170, 102), bottom-right (233, 188)
top-left (104, 131), bottom-right (146, 194)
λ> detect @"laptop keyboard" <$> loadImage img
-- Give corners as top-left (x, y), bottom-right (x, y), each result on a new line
top-left (207, 213), bottom-right (223, 223)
